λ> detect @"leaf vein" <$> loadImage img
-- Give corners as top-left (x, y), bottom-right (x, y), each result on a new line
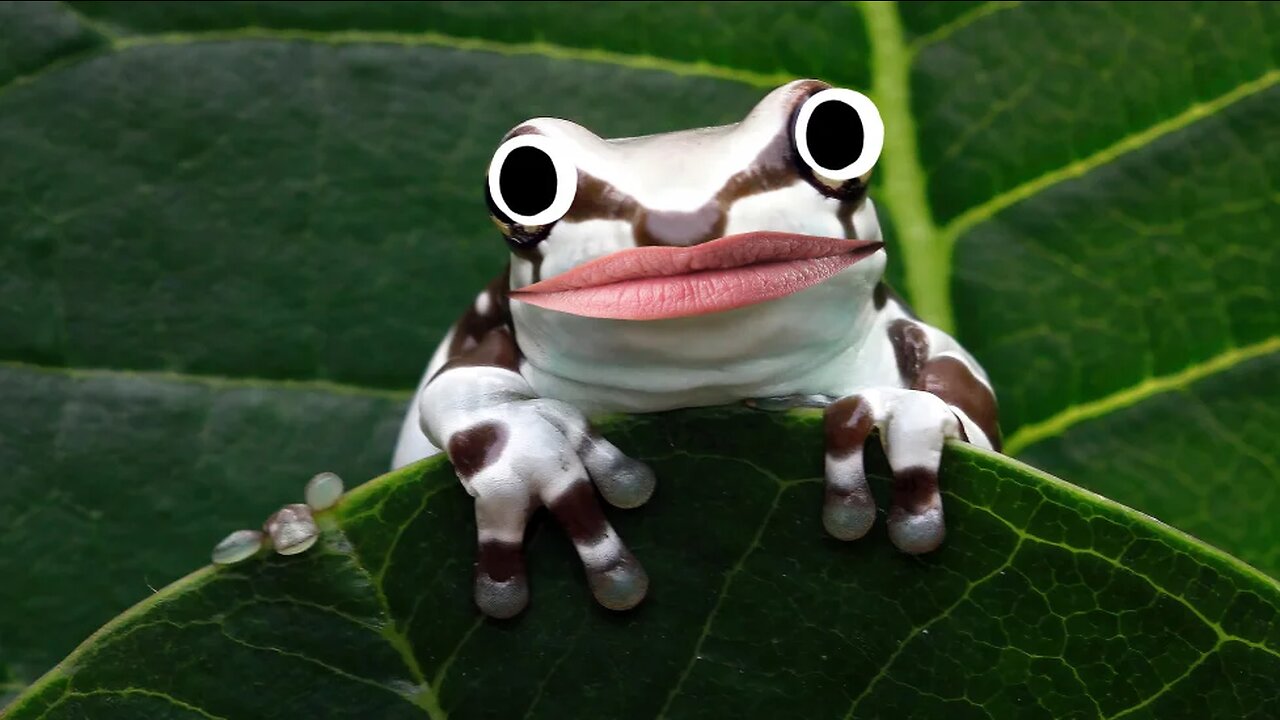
top-left (326, 526), bottom-right (448, 720)
top-left (655, 478), bottom-right (789, 718)
top-left (108, 28), bottom-right (788, 88)
top-left (843, 525), bottom-right (1025, 717)
top-left (0, 360), bottom-right (413, 401)
top-left (949, 493), bottom-right (1280, 660)
top-left (908, 1), bottom-right (1023, 54)
top-left (215, 626), bottom-right (423, 707)
top-left (1005, 336), bottom-right (1279, 454)
top-left (1106, 642), bottom-right (1224, 720)
top-left (0, 7), bottom-right (111, 100)
top-left (941, 69), bottom-right (1280, 246)
top-left (51, 687), bottom-right (228, 720)
top-left (520, 614), bottom-right (590, 720)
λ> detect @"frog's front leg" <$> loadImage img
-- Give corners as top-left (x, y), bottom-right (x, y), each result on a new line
top-left (823, 319), bottom-right (1000, 554)
top-left (422, 328), bottom-right (656, 618)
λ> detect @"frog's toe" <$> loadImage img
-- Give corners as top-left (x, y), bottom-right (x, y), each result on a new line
top-left (883, 394), bottom-right (960, 555)
top-left (447, 407), bottom-right (650, 617)
top-left (471, 485), bottom-right (534, 619)
top-left (583, 441), bottom-right (655, 510)
top-left (545, 478), bottom-right (649, 612)
top-left (823, 395), bottom-right (878, 541)
top-left (534, 400), bottom-right (656, 509)
top-left (587, 548), bottom-right (649, 611)
top-left (887, 481), bottom-right (945, 554)
top-left (475, 538), bottom-right (529, 619)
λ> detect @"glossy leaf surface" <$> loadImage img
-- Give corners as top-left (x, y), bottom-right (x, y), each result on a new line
top-left (9, 409), bottom-right (1280, 719)
top-left (1, 0), bottom-right (1277, 702)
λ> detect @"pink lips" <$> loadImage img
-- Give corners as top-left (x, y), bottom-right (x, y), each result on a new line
top-left (510, 231), bottom-right (884, 320)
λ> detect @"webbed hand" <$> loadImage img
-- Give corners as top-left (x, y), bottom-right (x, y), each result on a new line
top-left (823, 388), bottom-right (976, 554)
top-left (440, 397), bottom-right (655, 618)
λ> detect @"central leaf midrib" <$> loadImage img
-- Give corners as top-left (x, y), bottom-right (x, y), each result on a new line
top-left (860, 0), bottom-right (951, 330)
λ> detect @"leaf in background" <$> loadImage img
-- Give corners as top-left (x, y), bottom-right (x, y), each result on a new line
top-left (890, 1), bottom-right (1280, 573)
top-left (1, 0), bottom-right (1277, 701)
top-left (7, 410), bottom-right (1280, 719)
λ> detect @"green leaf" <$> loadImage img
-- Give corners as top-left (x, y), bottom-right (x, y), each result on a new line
top-left (8, 409), bottom-right (1280, 719)
top-left (1015, 353), bottom-right (1280, 588)
top-left (0, 365), bottom-right (407, 693)
top-left (0, 1), bottom-right (102, 85)
top-left (892, 1), bottom-right (1280, 575)
top-left (2, 0), bottom-right (1277, 702)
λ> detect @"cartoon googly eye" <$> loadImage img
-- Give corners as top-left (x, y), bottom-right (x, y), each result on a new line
top-left (486, 134), bottom-right (578, 227)
top-left (793, 88), bottom-right (884, 182)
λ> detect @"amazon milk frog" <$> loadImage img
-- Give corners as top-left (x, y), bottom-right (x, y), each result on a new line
top-left (235, 80), bottom-right (1001, 620)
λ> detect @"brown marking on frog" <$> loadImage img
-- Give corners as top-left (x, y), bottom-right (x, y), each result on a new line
top-left (437, 328), bottom-right (521, 378)
top-left (913, 356), bottom-right (1002, 452)
top-left (875, 283), bottom-right (918, 319)
top-left (477, 539), bottom-right (525, 583)
top-left (448, 270), bottom-right (512, 357)
top-left (522, 81), bottom-right (840, 250)
top-left (890, 466), bottom-right (940, 515)
top-left (837, 198), bottom-right (858, 239)
top-left (547, 480), bottom-right (609, 547)
top-left (446, 421), bottom-right (509, 478)
top-left (887, 319), bottom-right (930, 385)
top-left (509, 244), bottom-right (545, 284)
top-left (824, 394), bottom-right (876, 460)
top-left (565, 172), bottom-right (640, 224)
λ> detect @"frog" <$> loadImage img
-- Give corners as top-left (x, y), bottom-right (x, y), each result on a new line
top-left (228, 79), bottom-right (1001, 620)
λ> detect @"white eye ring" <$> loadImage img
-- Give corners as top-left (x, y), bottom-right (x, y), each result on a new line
top-left (793, 88), bottom-right (884, 181)
top-left (487, 133), bottom-right (578, 227)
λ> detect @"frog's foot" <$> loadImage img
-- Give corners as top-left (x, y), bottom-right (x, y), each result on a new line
top-left (823, 389), bottom-right (965, 554)
top-left (211, 472), bottom-right (345, 565)
top-left (447, 399), bottom-right (656, 619)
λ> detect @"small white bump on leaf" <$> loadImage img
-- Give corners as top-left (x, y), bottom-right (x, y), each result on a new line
top-left (305, 471), bottom-right (345, 511)
top-left (265, 503), bottom-right (319, 556)
top-left (211, 529), bottom-right (266, 565)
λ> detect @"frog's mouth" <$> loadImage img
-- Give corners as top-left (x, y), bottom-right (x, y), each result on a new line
top-left (510, 231), bottom-right (884, 320)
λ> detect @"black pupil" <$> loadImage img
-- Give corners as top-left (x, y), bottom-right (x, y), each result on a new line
top-left (806, 100), bottom-right (864, 171)
top-left (500, 146), bottom-right (558, 218)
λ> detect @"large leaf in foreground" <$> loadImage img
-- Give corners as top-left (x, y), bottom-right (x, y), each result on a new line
top-left (3, 0), bottom-right (1278, 696)
top-left (9, 409), bottom-right (1280, 719)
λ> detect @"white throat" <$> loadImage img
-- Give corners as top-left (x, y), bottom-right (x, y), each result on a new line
top-left (513, 250), bottom-right (887, 414)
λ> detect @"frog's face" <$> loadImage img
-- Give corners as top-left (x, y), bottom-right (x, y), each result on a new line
top-left (485, 79), bottom-right (888, 321)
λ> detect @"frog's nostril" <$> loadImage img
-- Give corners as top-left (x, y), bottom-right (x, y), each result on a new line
top-left (635, 203), bottom-right (726, 247)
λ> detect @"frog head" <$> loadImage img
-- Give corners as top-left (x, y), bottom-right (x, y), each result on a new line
top-left (484, 79), bottom-right (891, 396)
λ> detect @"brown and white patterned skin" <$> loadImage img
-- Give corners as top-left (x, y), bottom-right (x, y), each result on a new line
top-left (378, 79), bottom-right (1003, 618)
